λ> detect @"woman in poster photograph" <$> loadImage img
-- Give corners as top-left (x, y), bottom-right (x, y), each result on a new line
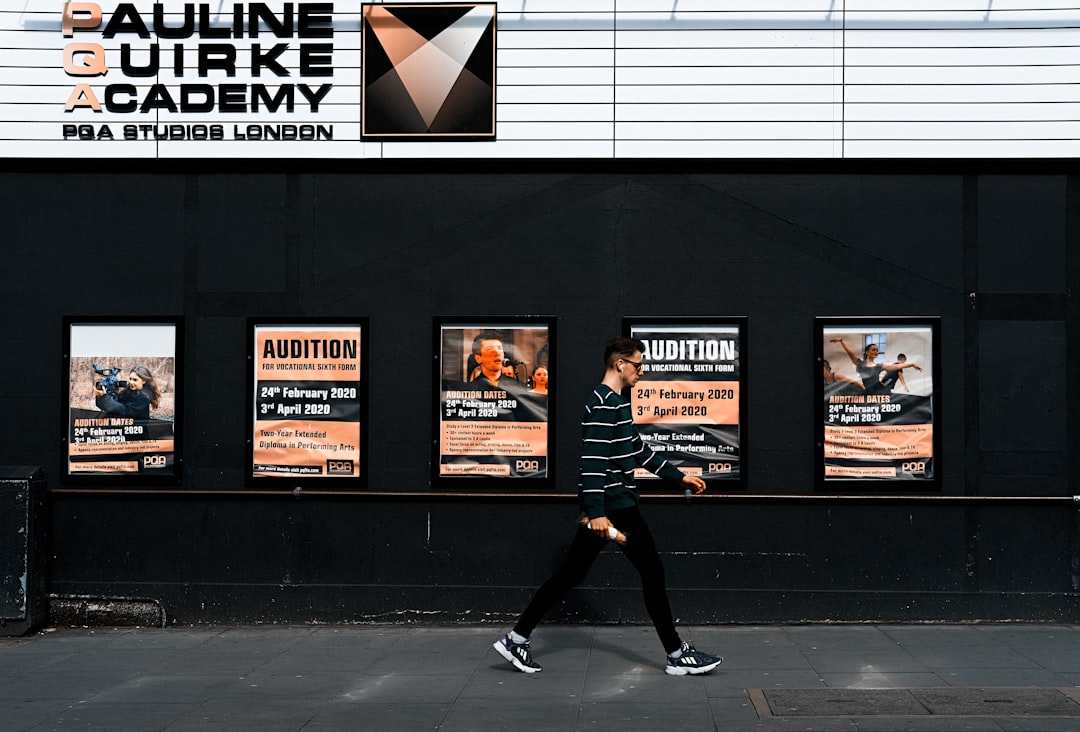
top-left (94, 364), bottom-right (161, 421)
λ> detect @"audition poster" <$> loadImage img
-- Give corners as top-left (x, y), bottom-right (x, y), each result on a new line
top-left (819, 319), bottom-right (940, 486)
top-left (64, 319), bottom-right (180, 482)
top-left (626, 320), bottom-right (745, 485)
top-left (435, 319), bottom-right (552, 484)
top-left (250, 322), bottom-right (367, 485)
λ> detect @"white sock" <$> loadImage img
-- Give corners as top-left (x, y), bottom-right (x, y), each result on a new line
top-left (510, 631), bottom-right (528, 644)
top-left (669, 647), bottom-right (683, 659)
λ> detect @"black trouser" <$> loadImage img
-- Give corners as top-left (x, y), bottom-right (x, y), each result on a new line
top-left (513, 505), bottom-right (682, 654)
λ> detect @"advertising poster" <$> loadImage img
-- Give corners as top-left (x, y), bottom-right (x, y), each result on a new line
top-left (435, 319), bottom-right (552, 484)
top-left (626, 320), bottom-right (745, 485)
top-left (250, 322), bottom-right (367, 485)
top-left (819, 319), bottom-right (940, 486)
top-left (64, 319), bottom-right (180, 482)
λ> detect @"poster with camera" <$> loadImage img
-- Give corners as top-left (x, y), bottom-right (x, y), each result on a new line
top-left (817, 318), bottom-right (941, 488)
top-left (624, 319), bottom-right (746, 487)
top-left (63, 319), bottom-right (181, 483)
top-left (248, 321), bottom-right (368, 487)
top-left (434, 318), bottom-right (553, 487)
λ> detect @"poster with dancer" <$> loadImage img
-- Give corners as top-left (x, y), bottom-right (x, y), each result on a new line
top-left (64, 318), bottom-right (181, 484)
top-left (818, 318), bottom-right (941, 488)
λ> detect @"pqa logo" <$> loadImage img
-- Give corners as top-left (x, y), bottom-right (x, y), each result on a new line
top-left (143, 454), bottom-right (167, 468)
top-left (326, 460), bottom-right (354, 475)
top-left (708, 463), bottom-right (733, 474)
top-left (902, 461), bottom-right (927, 475)
top-left (515, 460), bottom-right (540, 473)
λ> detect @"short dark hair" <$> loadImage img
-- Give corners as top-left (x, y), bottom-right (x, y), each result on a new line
top-left (604, 337), bottom-right (645, 368)
top-left (471, 330), bottom-right (504, 355)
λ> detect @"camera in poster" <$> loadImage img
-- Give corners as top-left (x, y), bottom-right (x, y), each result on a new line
top-left (66, 322), bottom-right (178, 478)
top-left (627, 323), bottom-right (743, 482)
top-left (821, 322), bottom-right (936, 481)
top-left (251, 324), bottom-right (364, 480)
top-left (437, 322), bottom-right (549, 479)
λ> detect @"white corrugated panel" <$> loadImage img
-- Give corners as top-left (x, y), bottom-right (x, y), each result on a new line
top-left (0, 1), bottom-right (1077, 158)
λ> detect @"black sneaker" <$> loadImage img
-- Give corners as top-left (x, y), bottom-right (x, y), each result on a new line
top-left (493, 633), bottom-right (542, 673)
top-left (665, 641), bottom-right (722, 676)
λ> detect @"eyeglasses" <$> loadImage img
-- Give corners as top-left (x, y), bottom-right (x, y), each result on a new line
top-left (621, 358), bottom-right (643, 372)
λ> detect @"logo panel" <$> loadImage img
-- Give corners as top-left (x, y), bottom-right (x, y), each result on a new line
top-left (362, 3), bottom-right (496, 140)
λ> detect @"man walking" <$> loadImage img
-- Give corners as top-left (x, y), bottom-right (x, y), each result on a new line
top-left (493, 337), bottom-right (723, 676)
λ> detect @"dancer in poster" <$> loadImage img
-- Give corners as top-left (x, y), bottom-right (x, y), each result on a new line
top-left (880, 354), bottom-right (911, 392)
top-left (94, 365), bottom-right (160, 421)
top-left (493, 337), bottom-right (722, 676)
top-left (830, 338), bottom-right (922, 393)
top-left (823, 358), bottom-right (864, 395)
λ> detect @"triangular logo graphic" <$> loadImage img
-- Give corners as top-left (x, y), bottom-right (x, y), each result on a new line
top-left (362, 3), bottom-right (496, 140)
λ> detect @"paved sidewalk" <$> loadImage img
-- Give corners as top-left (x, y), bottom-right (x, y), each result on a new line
top-left (2, 623), bottom-right (1080, 731)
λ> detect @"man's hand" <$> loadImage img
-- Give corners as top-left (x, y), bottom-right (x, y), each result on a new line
top-left (587, 515), bottom-right (613, 538)
top-left (681, 474), bottom-right (707, 495)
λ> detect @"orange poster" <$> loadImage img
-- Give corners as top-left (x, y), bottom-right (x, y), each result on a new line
top-left (252, 324), bottom-right (365, 480)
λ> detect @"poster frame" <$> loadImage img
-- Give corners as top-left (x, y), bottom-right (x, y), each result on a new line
top-left (431, 316), bottom-right (556, 492)
top-left (245, 317), bottom-right (370, 491)
top-left (622, 316), bottom-right (748, 493)
top-left (60, 316), bottom-right (184, 488)
top-left (816, 316), bottom-right (942, 492)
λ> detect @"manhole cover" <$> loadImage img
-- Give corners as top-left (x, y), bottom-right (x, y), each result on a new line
top-left (753, 688), bottom-right (1080, 718)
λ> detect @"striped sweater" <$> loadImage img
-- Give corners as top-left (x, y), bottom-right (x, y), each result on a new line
top-left (578, 384), bottom-right (686, 518)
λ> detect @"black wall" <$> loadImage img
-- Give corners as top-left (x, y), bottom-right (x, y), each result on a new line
top-left (2, 164), bottom-right (1078, 624)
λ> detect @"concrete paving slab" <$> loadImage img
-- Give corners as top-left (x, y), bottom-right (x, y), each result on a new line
top-left (30, 702), bottom-right (189, 732)
top-left (576, 700), bottom-right (716, 732)
top-left (818, 670), bottom-right (947, 688)
top-left (581, 669), bottom-right (709, 703)
top-left (786, 625), bottom-right (902, 651)
top-left (903, 644), bottom-right (1045, 670)
top-left (302, 701), bottom-right (450, 732)
top-left (436, 696), bottom-right (582, 732)
top-left (937, 667), bottom-right (1074, 687)
top-left (341, 673), bottom-right (473, 703)
top-left (799, 648), bottom-right (931, 674)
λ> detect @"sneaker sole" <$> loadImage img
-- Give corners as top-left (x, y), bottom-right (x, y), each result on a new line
top-left (665, 658), bottom-right (722, 676)
top-left (493, 640), bottom-right (542, 673)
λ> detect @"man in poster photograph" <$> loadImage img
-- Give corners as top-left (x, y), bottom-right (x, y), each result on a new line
top-left (468, 330), bottom-right (529, 399)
